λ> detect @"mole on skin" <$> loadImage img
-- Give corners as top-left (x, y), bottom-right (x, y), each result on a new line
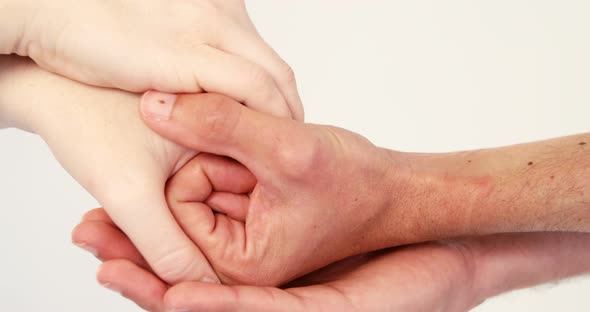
top-left (158, 99), bottom-right (165, 104)
top-left (580, 142), bottom-right (587, 146)
top-left (528, 161), bottom-right (534, 166)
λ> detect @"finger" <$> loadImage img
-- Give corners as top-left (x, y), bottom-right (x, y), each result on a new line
top-left (165, 156), bottom-right (241, 259)
top-left (97, 259), bottom-right (167, 312)
top-left (219, 33), bottom-right (304, 121)
top-left (84, 150), bottom-right (220, 285)
top-left (141, 93), bottom-right (305, 179)
top-left (166, 154), bottom-right (253, 222)
top-left (169, 154), bottom-right (256, 200)
top-left (165, 155), bottom-right (251, 278)
top-left (99, 176), bottom-right (219, 285)
top-left (72, 220), bottom-right (149, 269)
top-left (182, 45), bottom-right (292, 119)
top-left (80, 207), bottom-right (115, 225)
top-left (164, 282), bottom-right (307, 312)
top-left (206, 192), bottom-right (250, 222)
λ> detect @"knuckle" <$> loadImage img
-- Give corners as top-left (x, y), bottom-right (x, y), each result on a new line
top-left (186, 94), bottom-right (242, 145)
top-left (248, 65), bottom-right (275, 91)
top-left (279, 61), bottom-right (297, 86)
top-left (274, 129), bottom-right (329, 179)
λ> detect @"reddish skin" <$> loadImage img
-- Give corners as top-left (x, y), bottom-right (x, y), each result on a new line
top-left (136, 93), bottom-right (590, 286)
top-left (72, 208), bottom-right (590, 312)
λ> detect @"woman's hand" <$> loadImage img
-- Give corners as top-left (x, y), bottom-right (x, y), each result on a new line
top-left (0, 55), bottom-right (217, 284)
top-left (72, 208), bottom-right (590, 312)
top-left (2, 0), bottom-right (302, 119)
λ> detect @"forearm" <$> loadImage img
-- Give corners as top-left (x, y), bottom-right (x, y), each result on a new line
top-left (465, 232), bottom-right (590, 306)
top-left (383, 134), bottom-right (590, 245)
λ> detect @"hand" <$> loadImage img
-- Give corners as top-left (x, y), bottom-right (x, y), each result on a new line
top-left (0, 56), bottom-right (218, 284)
top-left (140, 92), bottom-right (403, 285)
top-left (140, 91), bottom-right (590, 286)
top-left (3, 0), bottom-right (302, 119)
top-left (72, 208), bottom-right (590, 312)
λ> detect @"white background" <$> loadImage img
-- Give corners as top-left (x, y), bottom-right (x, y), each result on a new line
top-left (1, 0), bottom-right (589, 311)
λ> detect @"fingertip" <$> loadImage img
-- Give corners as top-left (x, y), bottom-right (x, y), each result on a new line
top-left (96, 262), bottom-right (109, 285)
top-left (140, 90), bottom-right (177, 122)
top-left (80, 207), bottom-right (111, 223)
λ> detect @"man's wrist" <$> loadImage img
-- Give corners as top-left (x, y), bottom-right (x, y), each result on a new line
top-left (374, 149), bottom-right (487, 247)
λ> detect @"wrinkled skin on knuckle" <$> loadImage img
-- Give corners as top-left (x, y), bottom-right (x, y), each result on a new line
top-left (272, 127), bottom-right (334, 181)
top-left (279, 60), bottom-right (297, 87)
top-left (211, 221), bottom-right (291, 286)
top-left (185, 94), bottom-right (242, 146)
top-left (248, 64), bottom-right (276, 93)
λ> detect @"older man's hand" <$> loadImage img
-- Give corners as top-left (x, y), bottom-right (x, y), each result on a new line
top-left (72, 208), bottom-right (590, 312)
top-left (139, 93), bottom-right (408, 286)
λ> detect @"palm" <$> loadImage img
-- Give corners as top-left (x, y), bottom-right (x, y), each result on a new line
top-left (72, 208), bottom-right (475, 312)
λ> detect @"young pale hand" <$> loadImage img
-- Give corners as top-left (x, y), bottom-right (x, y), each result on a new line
top-left (0, 55), bottom-right (220, 284)
top-left (1, 0), bottom-right (302, 119)
top-left (72, 209), bottom-right (590, 312)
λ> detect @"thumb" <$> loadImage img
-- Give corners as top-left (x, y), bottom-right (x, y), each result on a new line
top-left (98, 175), bottom-right (219, 285)
top-left (140, 91), bottom-right (300, 175)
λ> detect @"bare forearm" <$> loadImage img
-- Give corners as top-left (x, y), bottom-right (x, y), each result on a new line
top-left (384, 133), bottom-right (590, 246)
top-left (466, 232), bottom-right (590, 305)
top-left (467, 134), bottom-right (590, 233)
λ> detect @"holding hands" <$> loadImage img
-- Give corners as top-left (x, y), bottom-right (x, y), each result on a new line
top-left (139, 92), bottom-right (399, 286)
top-left (2, 1), bottom-right (590, 311)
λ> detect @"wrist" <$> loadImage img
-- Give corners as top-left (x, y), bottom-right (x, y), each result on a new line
top-left (0, 56), bottom-right (36, 131)
top-left (374, 149), bottom-right (489, 247)
top-left (0, 0), bottom-right (34, 55)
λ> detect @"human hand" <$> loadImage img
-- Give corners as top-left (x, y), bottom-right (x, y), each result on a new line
top-left (72, 208), bottom-right (590, 312)
top-left (0, 56), bottom-right (217, 284)
top-left (2, 0), bottom-right (302, 119)
top-left (140, 92), bottom-right (406, 285)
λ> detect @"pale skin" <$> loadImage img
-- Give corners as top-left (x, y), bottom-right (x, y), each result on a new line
top-left (0, 55), bottom-right (220, 284)
top-left (0, 0), bottom-right (303, 119)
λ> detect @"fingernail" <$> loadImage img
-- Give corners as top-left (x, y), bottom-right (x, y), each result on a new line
top-left (101, 282), bottom-right (123, 295)
top-left (140, 90), bottom-right (177, 121)
top-left (200, 276), bottom-right (220, 284)
top-left (75, 243), bottom-right (99, 258)
top-left (168, 309), bottom-right (191, 312)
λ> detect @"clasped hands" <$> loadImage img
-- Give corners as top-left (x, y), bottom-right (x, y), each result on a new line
top-left (2, 0), bottom-right (590, 310)
top-left (69, 93), bottom-right (590, 312)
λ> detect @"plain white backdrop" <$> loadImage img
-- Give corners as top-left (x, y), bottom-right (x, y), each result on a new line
top-left (1, 0), bottom-right (589, 311)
